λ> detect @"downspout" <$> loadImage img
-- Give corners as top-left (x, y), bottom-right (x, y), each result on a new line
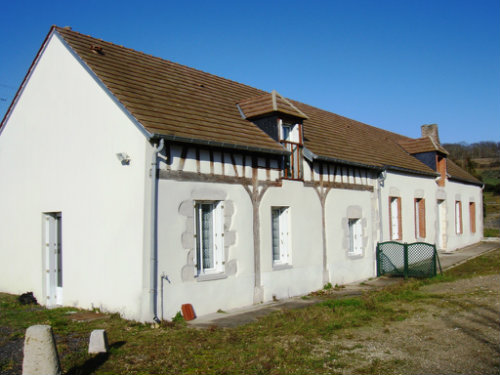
top-left (150, 138), bottom-right (164, 323)
top-left (377, 170), bottom-right (387, 242)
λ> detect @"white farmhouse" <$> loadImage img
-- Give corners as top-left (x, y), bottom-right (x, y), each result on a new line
top-left (0, 26), bottom-right (483, 322)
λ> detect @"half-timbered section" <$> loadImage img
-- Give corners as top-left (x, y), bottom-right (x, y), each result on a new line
top-left (0, 26), bottom-right (484, 322)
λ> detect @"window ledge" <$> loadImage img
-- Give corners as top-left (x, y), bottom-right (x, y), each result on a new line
top-left (196, 273), bottom-right (227, 282)
top-left (347, 252), bottom-right (363, 259)
top-left (272, 263), bottom-right (293, 271)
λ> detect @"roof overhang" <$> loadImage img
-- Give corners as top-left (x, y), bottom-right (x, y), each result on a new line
top-left (303, 147), bottom-right (383, 171)
top-left (152, 133), bottom-right (290, 156)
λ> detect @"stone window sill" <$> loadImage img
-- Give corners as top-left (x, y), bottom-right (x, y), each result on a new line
top-left (272, 263), bottom-right (293, 271)
top-left (196, 273), bottom-right (228, 282)
top-left (347, 252), bottom-right (364, 259)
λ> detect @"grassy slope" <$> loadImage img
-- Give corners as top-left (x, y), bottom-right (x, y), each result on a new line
top-left (1, 249), bottom-right (499, 374)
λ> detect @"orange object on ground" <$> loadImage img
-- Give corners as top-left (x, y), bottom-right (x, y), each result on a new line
top-left (181, 304), bottom-right (196, 321)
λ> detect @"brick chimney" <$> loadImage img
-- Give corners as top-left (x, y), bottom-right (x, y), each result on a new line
top-left (421, 124), bottom-right (440, 145)
top-left (421, 124), bottom-right (446, 186)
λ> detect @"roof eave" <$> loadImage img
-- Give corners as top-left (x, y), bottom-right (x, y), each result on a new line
top-left (304, 147), bottom-right (383, 171)
top-left (384, 165), bottom-right (439, 178)
top-left (447, 176), bottom-right (483, 187)
top-left (152, 133), bottom-right (290, 156)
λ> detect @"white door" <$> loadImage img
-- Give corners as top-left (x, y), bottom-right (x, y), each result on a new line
top-left (43, 213), bottom-right (63, 306)
top-left (437, 200), bottom-right (447, 250)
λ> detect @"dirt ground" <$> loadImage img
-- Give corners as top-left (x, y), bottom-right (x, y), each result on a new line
top-left (322, 274), bottom-right (500, 375)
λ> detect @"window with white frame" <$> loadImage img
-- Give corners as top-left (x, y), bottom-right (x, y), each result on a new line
top-left (455, 200), bottom-right (463, 234)
top-left (195, 201), bottom-right (224, 275)
top-left (389, 197), bottom-right (402, 240)
top-left (271, 207), bottom-right (290, 265)
top-left (348, 218), bottom-right (362, 255)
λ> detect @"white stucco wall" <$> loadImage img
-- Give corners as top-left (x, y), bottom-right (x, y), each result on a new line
top-left (380, 171), bottom-right (482, 251)
top-left (326, 188), bottom-right (377, 285)
top-left (0, 33), bottom-right (149, 320)
top-left (156, 179), bottom-right (255, 319)
top-left (261, 180), bottom-right (324, 301)
top-left (442, 179), bottom-right (483, 251)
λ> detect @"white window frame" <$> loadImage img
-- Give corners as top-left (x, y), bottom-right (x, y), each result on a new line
top-left (390, 197), bottom-right (401, 240)
top-left (455, 200), bottom-right (463, 234)
top-left (271, 207), bottom-right (291, 266)
top-left (194, 201), bottom-right (224, 275)
top-left (348, 218), bottom-right (362, 255)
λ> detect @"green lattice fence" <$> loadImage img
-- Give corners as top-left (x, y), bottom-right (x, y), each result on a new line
top-left (376, 241), bottom-right (442, 279)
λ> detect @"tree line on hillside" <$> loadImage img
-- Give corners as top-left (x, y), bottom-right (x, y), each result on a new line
top-left (442, 141), bottom-right (500, 161)
top-left (442, 141), bottom-right (500, 195)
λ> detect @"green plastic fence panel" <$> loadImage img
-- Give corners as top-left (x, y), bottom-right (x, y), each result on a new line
top-left (377, 241), bottom-right (439, 279)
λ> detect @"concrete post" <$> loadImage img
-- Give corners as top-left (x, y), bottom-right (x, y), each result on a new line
top-left (22, 325), bottom-right (61, 375)
top-left (88, 329), bottom-right (109, 354)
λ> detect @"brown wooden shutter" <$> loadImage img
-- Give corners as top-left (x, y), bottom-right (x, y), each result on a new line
top-left (419, 199), bottom-right (426, 238)
top-left (469, 202), bottom-right (476, 233)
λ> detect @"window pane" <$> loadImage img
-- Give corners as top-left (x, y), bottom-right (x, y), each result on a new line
top-left (282, 125), bottom-right (291, 141)
top-left (349, 219), bottom-right (355, 253)
top-left (197, 203), bottom-right (214, 270)
top-left (272, 209), bottom-right (280, 261)
top-left (390, 198), bottom-right (400, 240)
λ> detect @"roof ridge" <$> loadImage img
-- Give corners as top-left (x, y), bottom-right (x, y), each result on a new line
top-left (276, 92), bottom-right (309, 120)
top-left (271, 90), bottom-right (277, 111)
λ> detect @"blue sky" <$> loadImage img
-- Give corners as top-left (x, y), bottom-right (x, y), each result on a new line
top-left (1, 0), bottom-right (498, 144)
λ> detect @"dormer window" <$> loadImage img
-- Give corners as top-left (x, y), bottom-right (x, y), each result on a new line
top-left (282, 124), bottom-right (292, 141)
top-left (237, 90), bottom-right (308, 181)
top-left (279, 120), bottom-right (303, 180)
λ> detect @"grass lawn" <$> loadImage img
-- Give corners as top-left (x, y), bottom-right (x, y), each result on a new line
top-left (1, 249), bottom-right (499, 374)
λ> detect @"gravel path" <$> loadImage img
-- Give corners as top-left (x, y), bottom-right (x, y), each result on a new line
top-left (323, 274), bottom-right (500, 374)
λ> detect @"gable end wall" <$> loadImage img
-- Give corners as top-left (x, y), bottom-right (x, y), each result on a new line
top-left (0, 33), bottom-right (150, 320)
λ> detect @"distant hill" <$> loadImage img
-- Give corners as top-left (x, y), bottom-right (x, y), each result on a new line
top-left (442, 141), bottom-right (500, 194)
top-left (442, 141), bottom-right (500, 161)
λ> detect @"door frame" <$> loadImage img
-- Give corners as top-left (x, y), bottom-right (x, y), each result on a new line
top-left (437, 200), bottom-right (447, 250)
top-left (42, 212), bottom-right (63, 307)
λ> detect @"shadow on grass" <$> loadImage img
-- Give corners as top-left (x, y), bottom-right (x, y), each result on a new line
top-left (65, 341), bottom-right (125, 375)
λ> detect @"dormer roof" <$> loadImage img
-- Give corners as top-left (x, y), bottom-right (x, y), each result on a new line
top-left (398, 137), bottom-right (449, 155)
top-left (238, 90), bottom-right (308, 120)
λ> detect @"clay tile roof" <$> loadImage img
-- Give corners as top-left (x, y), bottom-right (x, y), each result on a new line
top-left (48, 27), bottom-right (480, 184)
top-left (290, 100), bottom-right (436, 174)
top-left (446, 159), bottom-right (483, 185)
top-left (398, 137), bottom-right (449, 155)
top-left (238, 90), bottom-right (308, 120)
top-left (53, 27), bottom-right (285, 154)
